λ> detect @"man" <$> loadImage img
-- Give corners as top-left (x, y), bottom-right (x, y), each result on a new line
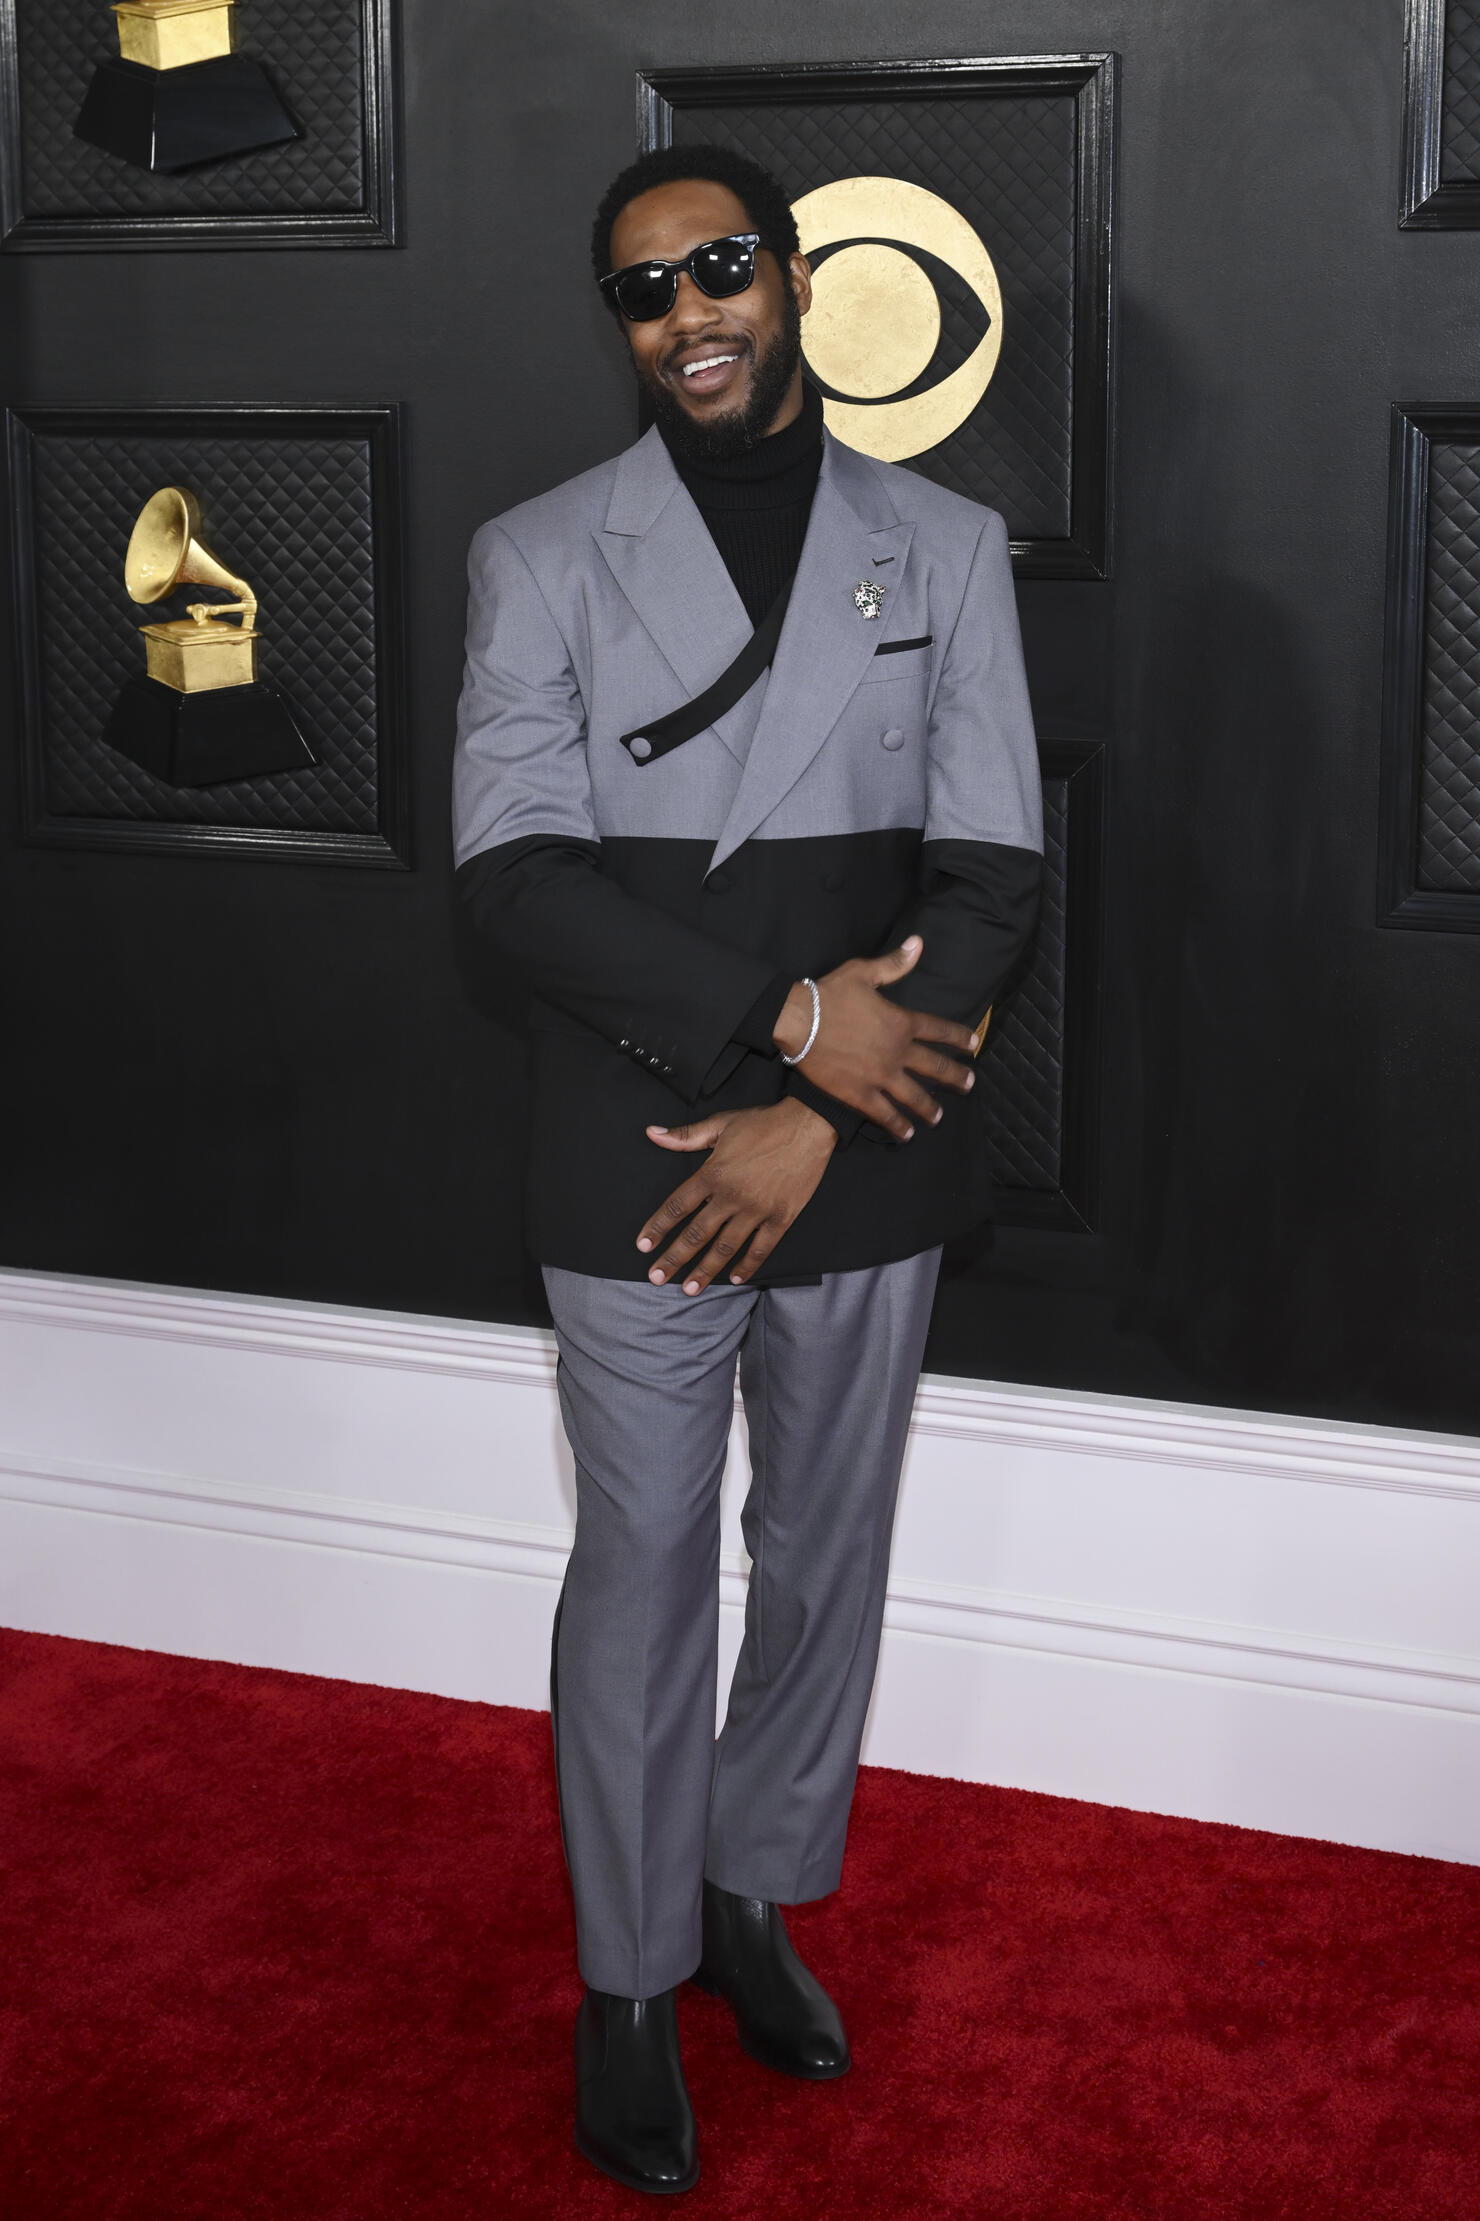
top-left (452, 144), bottom-right (1042, 2195)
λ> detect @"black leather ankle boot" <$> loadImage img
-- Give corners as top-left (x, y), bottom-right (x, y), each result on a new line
top-left (574, 1986), bottom-right (698, 2194)
top-left (693, 1880), bottom-right (850, 2079)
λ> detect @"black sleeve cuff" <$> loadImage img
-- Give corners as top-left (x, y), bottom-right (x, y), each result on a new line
top-left (784, 1067), bottom-right (867, 1146)
top-left (732, 971), bottom-right (796, 1055)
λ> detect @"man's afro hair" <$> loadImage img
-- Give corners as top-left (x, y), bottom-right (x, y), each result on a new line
top-left (590, 144), bottom-right (800, 301)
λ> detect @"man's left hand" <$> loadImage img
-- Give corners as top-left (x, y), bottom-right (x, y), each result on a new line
top-left (636, 1099), bottom-right (837, 1293)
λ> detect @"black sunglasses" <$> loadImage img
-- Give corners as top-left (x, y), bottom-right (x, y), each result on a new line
top-left (598, 232), bottom-right (762, 323)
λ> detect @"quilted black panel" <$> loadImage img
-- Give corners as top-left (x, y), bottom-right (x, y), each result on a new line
top-left (1418, 440), bottom-right (1480, 889)
top-left (979, 779), bottom-right (1068, 1190)
top-left (670, 94), bottom-right (1076, 540)
top-left (11, 0), bottom-right (365, 218)
top-left (22, 420), bottom-right (388, 839)
top-left (1442, 0), bottom-right (1480, 180)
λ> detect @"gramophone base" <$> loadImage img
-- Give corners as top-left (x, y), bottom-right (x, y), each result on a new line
top-left (103, 676), bottom-right (317, 787)
top-left (74, 54), bottom-right (298, 174)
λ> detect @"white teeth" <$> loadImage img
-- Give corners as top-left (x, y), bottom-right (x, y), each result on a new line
top-left (681, 354), bottom-right (738, 376)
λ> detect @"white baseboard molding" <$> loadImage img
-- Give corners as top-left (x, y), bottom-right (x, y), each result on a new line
top-left (2, 1266), bottom-right (1477, 1864)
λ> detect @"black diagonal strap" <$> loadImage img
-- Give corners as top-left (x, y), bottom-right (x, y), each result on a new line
top-left (620, 573), bottom-right (795, 767)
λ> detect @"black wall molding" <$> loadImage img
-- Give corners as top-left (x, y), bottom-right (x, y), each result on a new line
top-left (637, 55), bottom-right (1117, 581)
top-left (6, 404), bottom-right (410, 866)
top-left (1401, 0), bottom-right (1480, 227)
top-left (0, 0), bottom-right (400, 250)
top-left (1379, 406), bottom-right (1480, 930)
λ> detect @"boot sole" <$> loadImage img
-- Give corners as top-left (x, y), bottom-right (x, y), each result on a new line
top-left (575, 2129), bottom-right (700, 2196)
top-left (737, 2028), bottom-right (852, 2081)
top-left (690, 1973), bottom-right (851, 2081)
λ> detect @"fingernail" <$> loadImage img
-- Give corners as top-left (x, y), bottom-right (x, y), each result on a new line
top-left (964, 1072), bottom-right (975, 1090)
top-left (683, 1280), bottom-right (700, 1295)
top-left (969, 1035), bottom-right (981, 1054)
top-left (636, 1237), bottom-right (653, 1251)
top-left (730, 1275), bottom-right (743, 1284)
top-left (649, 1125), bottom-right (668, 1136)
top-left (649, 1269), bottom-right (665, 1283)
top-left (903, 1126), bottom-right (914, 1141)
top-left (933, 1108), bottom-right (943, 1124)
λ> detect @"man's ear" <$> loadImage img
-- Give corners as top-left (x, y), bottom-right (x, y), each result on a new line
top-left (789, 252), bottom-right (813, 316)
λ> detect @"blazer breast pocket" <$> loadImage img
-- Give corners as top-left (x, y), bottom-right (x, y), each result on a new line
top-left (861, 633), bottom-right (932, 682)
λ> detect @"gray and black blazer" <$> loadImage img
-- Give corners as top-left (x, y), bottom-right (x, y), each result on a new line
top-left (452, 423), bottom-right (1044, 1282)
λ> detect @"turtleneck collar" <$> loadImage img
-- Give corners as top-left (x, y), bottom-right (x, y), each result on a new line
top-left (661, 380), bottom-right (824, 509)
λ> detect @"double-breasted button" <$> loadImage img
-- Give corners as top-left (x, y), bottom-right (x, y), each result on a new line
top-left (881, 727), bottom-right (906, 752)
top-left (707, 869), bottom-right (732, 894)
top-left (628, 735), bottom-right (652, 761)
top-left (821, 868), bottom-right (845, 893)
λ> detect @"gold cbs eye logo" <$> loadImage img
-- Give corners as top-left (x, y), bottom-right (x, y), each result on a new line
top-left (791, 177), bottom-right (1003, 462)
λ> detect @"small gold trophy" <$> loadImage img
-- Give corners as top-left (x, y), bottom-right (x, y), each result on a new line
top-left (102, 485), bottom-right (314, 786)
top-left (126, 486), bottom-right (260, 693)
top-left (74, 2), bottom-right (298, 174)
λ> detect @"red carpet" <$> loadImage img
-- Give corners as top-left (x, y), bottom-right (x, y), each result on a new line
top-left (1, 1629), bottom-right (1477, 2219)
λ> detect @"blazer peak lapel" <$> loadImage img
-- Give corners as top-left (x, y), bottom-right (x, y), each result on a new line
top-left (707, 440), bottom-right (914, 872)
top-left (597, 431), bottom-right (754, 764)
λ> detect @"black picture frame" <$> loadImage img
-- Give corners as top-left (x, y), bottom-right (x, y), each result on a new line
top-left (987, 736), bottom-right (1105, 1230)
top-left (1378, 404), bottom-right (1480, 930)
top-left (0, 0), bottom-right (399, 250)
top-left (636, 54), bottom-right (1118, 579)
top-left (1401, 0), bottom-right (1480, 226)
top-left (6, 402), bottom-right (410, 867)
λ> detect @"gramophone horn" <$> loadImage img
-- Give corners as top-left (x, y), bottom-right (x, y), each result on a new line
top-left (124, 486), bottom-right (257, 627)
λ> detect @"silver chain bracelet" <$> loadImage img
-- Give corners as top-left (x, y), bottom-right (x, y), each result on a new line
top-left (779, 977), bottom-right (821, 1067)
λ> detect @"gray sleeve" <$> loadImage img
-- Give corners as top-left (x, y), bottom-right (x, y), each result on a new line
top-left (451, 521), bottom-right (598, 868)
top-left (923, 509), bottom-right (1044, 855)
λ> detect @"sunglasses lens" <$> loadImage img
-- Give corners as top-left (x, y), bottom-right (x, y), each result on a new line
top-left (615, 265), bottom-right (678, 321)
top-left (692, 239), bottom-right (756, 298)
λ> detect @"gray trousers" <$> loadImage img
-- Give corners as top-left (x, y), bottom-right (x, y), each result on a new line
top-left (543, 1249), bottom-right (941, 1999)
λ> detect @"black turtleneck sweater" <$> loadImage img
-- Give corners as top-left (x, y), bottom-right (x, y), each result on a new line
top-left (661, 381), bottom-right (824, 625)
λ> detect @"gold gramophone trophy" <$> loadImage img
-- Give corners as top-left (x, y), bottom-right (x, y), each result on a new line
top-left (101, 486), bottom-right (315, 787)
top-left (74, 2), bottom-right (297, 174)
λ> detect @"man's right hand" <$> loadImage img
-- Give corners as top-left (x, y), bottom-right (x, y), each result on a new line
top-left (773, 935), bottom-right (980, 1143)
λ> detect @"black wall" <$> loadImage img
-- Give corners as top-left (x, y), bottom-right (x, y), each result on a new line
top-left (4, 0), bottom-right (1478, 1433)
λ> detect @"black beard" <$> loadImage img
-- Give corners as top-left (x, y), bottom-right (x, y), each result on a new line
top-left (639, 288), bottom-right (803, 465)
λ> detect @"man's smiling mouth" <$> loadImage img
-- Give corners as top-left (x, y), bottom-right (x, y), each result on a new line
top-left (680, 353), bottom-right (739, 378)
